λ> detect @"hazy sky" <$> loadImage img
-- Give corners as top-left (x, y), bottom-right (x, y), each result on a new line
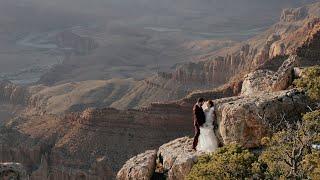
top-left (0, 0), bottom-right (317, 33)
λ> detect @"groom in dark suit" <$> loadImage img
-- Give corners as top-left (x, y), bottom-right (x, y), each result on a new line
top-left (192, 98), bottom-right (206, 150)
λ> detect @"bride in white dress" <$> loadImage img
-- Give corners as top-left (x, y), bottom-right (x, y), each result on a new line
top-left (197, 100), bottom-right (218, 153)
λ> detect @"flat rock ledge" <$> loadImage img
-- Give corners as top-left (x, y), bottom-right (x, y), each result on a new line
top-left (117, 137), bottom-right (202, 180)
top-left (158, 137), bottom-right (203, 180)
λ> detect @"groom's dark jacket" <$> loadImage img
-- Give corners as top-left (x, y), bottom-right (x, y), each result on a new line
top-left (193, 104), bottom-right (206, 127)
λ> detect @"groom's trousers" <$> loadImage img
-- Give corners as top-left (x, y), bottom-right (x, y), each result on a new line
top-left (193, 126), bottom-right (200, 150)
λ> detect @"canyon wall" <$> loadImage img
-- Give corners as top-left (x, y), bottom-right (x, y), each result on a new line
top-left (0, 80), bottom-right (241, 179)
top-left (165, 3), bottom-right (320, 89)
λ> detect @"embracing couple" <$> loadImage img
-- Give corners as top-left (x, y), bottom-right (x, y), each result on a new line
top-left (192, 98), bottom-right (219, 153)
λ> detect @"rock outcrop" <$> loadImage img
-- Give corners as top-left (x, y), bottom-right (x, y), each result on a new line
top-left (117, 150), bottom-right (157, 180)
top-left (215, 89), bottom-right (310, 148)
top-left (157, 137), bottom-right (202, 180)
top-left (117, 137), bottom-right (202, 180)
top-left (241, 55), bottom-right (300, 95)
top-left (241, 69), bottom-right (275, 96)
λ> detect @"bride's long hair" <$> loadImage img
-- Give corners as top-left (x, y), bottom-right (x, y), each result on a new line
top-left (208, 100), bottom-right (214, 108)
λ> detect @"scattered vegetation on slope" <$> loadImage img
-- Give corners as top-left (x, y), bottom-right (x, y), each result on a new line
top-left (253, 110), bottom-right (320, 179)
top-left (294, 65), bottom-right (320, 101)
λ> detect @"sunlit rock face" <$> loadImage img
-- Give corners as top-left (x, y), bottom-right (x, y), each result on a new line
top-left (215, 89), bottom-right (310, 148)
top-left (117, 137), bottom-right (203, 180)
top-left (157, 137), bottom-right (203, 180)
top-left (241, 55), bottom-right (300, 95)
top-left (117, 150), bottom-right (157, 180)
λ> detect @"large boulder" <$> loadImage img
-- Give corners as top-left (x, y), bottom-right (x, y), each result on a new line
top-left (241, 55), bottom-right (300, 95)
top-left (271, 55), bottom-right (300, 91)
top-left (215, 89), bottom-right (310, 148)
top-left (241, 69), bottom-right (274, 96)
top-left (117, 150), bottom-right (157, 180)
top-left (157, 137), bottom-right (203, 180)
top-left (117, 138), bottom-right (203, 180)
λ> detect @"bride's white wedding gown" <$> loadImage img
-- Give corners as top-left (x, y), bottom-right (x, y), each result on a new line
top-left (197, 106), bottom-right (218, 153)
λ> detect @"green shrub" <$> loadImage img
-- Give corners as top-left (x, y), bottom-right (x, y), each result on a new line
top-left (253, 110), bottom-right (320, 179)
top-left (294, 65), bottom-right (320, 101)
top-left (302, 150), bottom-right (320, 179)
top-left (187, 144), bottom-right (256, 180)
